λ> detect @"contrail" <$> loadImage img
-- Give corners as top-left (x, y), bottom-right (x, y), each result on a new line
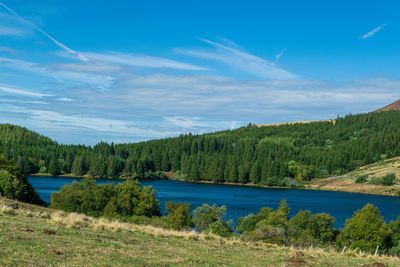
top-left (360, 24), bottom-right (386, 39)
top-left (275, 48), bottom-right (286, 62)
top-left (0, 1), bottom-right (88, 61)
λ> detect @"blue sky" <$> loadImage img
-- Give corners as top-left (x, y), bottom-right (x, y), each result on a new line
top-left (0, 0), bottom-right (399, 145)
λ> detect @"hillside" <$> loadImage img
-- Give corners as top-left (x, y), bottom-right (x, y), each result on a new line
top-left (258, 119), bottom-right (335, 127)
top-left (306, 156), bottom-right (400, 196)
top-left (375, 99), bottom-right (400, 112)
top-left (1, 197), bottom-right (399, 267)
top-left (2, 111), bottom-right (400, 190)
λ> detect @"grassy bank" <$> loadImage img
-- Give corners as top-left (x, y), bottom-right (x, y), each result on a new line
top-left (306, 157), bottom-right (400, 196)
top-left (1, 197), bottom-right (399, 266)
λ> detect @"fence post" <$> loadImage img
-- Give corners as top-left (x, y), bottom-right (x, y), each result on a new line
top-left (374, 246), bottom-right (379, 256)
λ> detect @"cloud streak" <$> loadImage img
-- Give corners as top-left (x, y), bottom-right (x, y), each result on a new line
top-left (0, 85), bottom-right (51, 97)
top-left (0, 1), bottom-right (88, 61)
top-left (360, 24), bottom-right (386, 39)
top-left (82, 52), bottom-right (206, 71)
top-left (0, 25), bottom-right (29, 37)
top-left (178, 38), bottom-right (297, 80)
top-left (0, 56), bottom-right (114, 87)
top-left (275, 48), bottom-right (286, 62)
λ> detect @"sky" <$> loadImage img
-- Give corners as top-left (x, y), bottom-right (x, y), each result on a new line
top-left (0, 0), bottom-right (399, 145)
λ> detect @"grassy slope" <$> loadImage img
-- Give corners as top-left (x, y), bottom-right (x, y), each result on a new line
top-left (1, 197), bottom-right (399, 266)
top-left (307, 157), bottom-right (400, 196)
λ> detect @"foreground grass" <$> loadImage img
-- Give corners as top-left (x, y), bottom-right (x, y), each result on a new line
top-left (1, 197), bottom-right (399, 266)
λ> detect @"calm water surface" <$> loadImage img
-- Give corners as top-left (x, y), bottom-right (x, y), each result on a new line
top-left (28, 176), bottom-right (400, 228)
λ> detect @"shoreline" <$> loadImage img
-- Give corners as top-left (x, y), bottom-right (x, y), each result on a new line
top-left (28, 173), bottom-right (400, 197)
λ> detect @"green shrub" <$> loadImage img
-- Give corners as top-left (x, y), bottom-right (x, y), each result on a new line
top-left (370, 173), bottom-right (396, 186)
top-left (192, 204), bottom-right (229, 232)
top-left (51, 178), bottom-right (161, 219)
top-left (389, 241), bottom-right (400, 256)
top-left (51, 178), bottom-right (115, 216)
top-left (355, 175), bottom-right (368, 183)
top-left (165, 201), bottom-right (193, 230)
top-left (250, 223), bottom-right (286, 244)
top-left (236, 207), bottom-right (273, 233)
top-left (382, 173), bottom-right (396, 185)
top-left (208, 220), bottom-right (233, 237)
top-left (336, 204), bottom-right (392, 253)
top-left (288, 210), bottom-right (336, 246)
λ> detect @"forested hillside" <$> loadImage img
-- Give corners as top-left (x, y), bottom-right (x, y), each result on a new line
top-left (1, 110), bottom-right (400, 186)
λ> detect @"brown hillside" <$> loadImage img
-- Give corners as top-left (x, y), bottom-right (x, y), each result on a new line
top-left (375, 99), bottom-right (400, 112)
top-left (258, 119), bottom-right (335, 127)
top-left (258, 99), bottom-right (400, 127)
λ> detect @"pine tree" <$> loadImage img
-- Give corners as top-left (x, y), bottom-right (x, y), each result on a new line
top-left (48, 158), bottom-right (60, 176)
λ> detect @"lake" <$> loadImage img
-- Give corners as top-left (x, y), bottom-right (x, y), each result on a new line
top-left (28, 176), bottom-right (400, 228)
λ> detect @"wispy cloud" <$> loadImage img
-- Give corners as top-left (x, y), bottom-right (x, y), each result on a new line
top-left (82, 52), bottom-right (206, 71)
top-left (0, 104), bottom-right (178, 140)
top-left (177, 38), bottom-right (297, 80)
top-left (0, 99), bottom-right (48, 105)
top-left (360, 24), bottom-right (386, 39)
top-left (0, 1), bottom-right (88, 61)
top-left (52, 62), bottom-right (122, 73)
top-left (163, 116), bottom-right (215, 129)
top-left (0, 46), bottom-right (21, 55)
top-left (0, 85), bottom-right (51, 97)
top-left (57, 97), bottom-right (73, 102)
top-left (0, 56), bottom-right (114, 87)
top-left (275, 48), bottom-right (286, 62)
top-left (0, 25), bottom-right (29, 37)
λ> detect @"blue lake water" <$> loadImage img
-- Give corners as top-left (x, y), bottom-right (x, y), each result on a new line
top-left (28, 176), bottom-right (400, 228)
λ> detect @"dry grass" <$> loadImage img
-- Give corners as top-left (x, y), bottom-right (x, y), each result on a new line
top-left (307, 176), bottom-right (400, 196)
top-left (306, 156), bottom-right (400, 196)
top-left (1, 196), bottom-right (400, 266)
top-left (347, 156), bottom-right (400, 180)
top-left (258, 119), bottom-right (336, 127)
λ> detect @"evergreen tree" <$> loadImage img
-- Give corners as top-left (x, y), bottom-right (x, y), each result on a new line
top-left (48, 158), bottom-right (60, 176)
top-left (72, 156), bottom-right (84, 176)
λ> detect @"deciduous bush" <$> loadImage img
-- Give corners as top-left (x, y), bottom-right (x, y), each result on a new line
top-left (165, 201), bottom-right (193, 230)
top-left (287, 210), bottom-right (336, 246)
top-left (192, 204), bottom-right (232, 235)
top-left (336, 204), bottom-right (392, 253)
top-left (208, 220), bottom-right (233, 237)
top-left (370, 173), bottom-right (396, 186)
top-left (355, 175), bottom-right (368, 183)
top-left (236, 207), bottom-right (273, 233)
top-left (51, 178), bottom-right (161, 219)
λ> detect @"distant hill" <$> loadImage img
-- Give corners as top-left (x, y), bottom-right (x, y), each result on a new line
top-left (375, 99), bottom-right (400, 112)
top-left (258, 99), bottom-right (400, 127)
top-left (258, 119), bottom-right (335, 127)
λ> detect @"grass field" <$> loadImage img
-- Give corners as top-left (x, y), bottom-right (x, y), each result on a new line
top-left (1, 197), bottom-right (400, 266)
top-left (347, 156), bottom-right (400, 180)
top-left (306, 157), bottom-right (400, 196)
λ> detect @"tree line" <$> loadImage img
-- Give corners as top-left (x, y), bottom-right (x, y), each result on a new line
top-left (2, 110), bottom-right (400, 186)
